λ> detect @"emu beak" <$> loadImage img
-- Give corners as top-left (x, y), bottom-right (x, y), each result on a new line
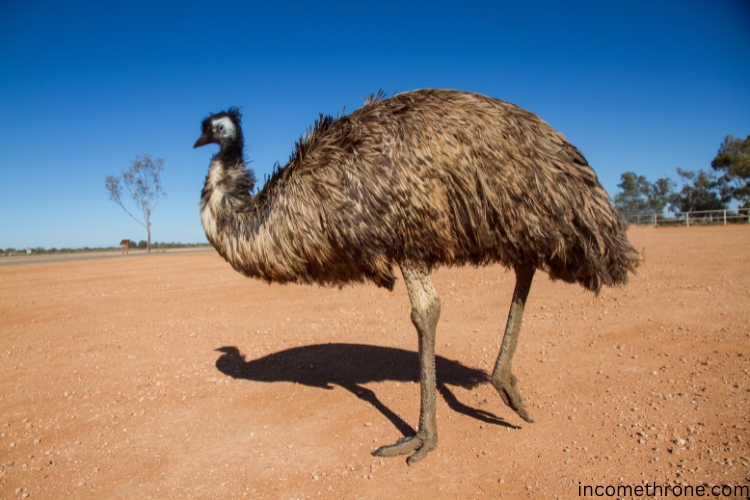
top-left (193, 134), bottom-right (211, 148)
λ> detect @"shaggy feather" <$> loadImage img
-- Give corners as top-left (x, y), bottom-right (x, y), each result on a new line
top-left (198, 89), bottom-right (640, 292)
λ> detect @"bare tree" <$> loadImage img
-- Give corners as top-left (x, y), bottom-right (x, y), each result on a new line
top-left (105, 154), bottom-right (166, 252)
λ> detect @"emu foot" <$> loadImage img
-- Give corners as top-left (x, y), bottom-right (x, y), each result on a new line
top-left (372, 434), bottom-right (436, 465)
top-left (492, 371), bottom-right (534, 423)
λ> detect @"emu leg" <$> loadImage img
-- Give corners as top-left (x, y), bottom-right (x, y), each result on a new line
top-left (372, 261), bottom-right (440, 465)
top-left (491, 265), bottom-right (535, 423)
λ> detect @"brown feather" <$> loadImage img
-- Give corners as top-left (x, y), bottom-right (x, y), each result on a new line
top-left (200, 89), bottom-right (640, 292)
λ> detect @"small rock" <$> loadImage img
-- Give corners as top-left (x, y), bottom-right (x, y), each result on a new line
top-left (674, 438), bottom-right (686, 446)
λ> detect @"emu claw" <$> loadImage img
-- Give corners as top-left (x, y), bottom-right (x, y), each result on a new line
top-left (372, 435), bottom-right (435, 465)
top-left (493, 372), bottom-right (534, 423)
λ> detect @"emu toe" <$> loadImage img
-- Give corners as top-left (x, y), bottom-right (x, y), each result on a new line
top-left (492, 372), bottom-right (534, 423)
top-left (372, 434), bottom-right (436, 465)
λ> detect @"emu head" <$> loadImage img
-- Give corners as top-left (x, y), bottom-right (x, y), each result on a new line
top-left (194, 106), bottom-right (243, 150)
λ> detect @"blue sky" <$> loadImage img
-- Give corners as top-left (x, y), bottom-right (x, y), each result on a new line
top-left (1, 1), bottom-right (748, 249)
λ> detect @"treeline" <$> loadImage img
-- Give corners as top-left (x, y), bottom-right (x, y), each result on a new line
top-left (123, 240), bottom-right (210, 250)
top-left (614, 135), bottom-right (749, 222)
top-left (1, 242), bottom-right (210, 256)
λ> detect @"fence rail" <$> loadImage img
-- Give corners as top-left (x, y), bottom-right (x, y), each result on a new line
top-left (631, 208), bottom-right (750, 227)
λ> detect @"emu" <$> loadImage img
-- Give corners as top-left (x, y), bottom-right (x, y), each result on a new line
top-left (193, 89), bottom-right (640, 464)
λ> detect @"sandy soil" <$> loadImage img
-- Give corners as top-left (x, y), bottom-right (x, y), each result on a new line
top-left (1, 225), bottom-right (748, 499)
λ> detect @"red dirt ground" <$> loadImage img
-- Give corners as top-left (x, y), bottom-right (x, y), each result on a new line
top-left (1, 225), bottom-right (748, 499)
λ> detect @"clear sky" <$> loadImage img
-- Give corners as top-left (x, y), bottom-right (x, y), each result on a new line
top-left (1, 1), bottom-right (748, 249)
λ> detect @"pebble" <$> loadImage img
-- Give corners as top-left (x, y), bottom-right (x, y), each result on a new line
top-left (674, 438), bottom-right (686, 446)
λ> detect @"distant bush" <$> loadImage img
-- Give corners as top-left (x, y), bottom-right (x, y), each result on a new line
top-left (1, 242), bottom-right (210, 256)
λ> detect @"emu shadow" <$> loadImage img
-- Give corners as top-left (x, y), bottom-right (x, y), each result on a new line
top-left (215, 343), bottom-right (519, 436)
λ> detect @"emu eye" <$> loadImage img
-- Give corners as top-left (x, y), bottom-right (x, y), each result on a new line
top-left (216, 124), bottom-right (225, 133)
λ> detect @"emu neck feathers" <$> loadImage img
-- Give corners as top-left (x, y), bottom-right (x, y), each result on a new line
top-left (199, 157), bottom-right (352, 288)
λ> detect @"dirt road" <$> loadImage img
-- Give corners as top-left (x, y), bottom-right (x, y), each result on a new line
top-left (1, 225), bottom-right (748, 498)
top-left (0, 247), bottom-right (212, 268)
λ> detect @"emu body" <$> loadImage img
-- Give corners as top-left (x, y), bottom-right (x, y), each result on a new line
top-left (194, 89), bottom-right (640, 464)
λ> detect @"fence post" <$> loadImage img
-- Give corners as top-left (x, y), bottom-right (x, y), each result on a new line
top-left (686, 212), bottom-right (689, 227)
top-left (724, 210), bottom-right (726, 226)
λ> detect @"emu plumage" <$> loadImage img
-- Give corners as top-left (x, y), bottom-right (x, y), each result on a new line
top-left (194, 89), bottom-right (640, 464)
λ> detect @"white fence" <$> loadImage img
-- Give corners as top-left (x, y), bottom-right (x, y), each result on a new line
top-left (632, 208), bottom-right (750, 227)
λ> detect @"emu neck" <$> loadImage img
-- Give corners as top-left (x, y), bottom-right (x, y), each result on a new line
top-left (200, 140), bottom-right (258, 247)
top-left (217, 138), bottom-right (244, 168)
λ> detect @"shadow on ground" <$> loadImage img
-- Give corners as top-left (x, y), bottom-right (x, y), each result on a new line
top-left (215, 343), bottom-right (519, 436)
